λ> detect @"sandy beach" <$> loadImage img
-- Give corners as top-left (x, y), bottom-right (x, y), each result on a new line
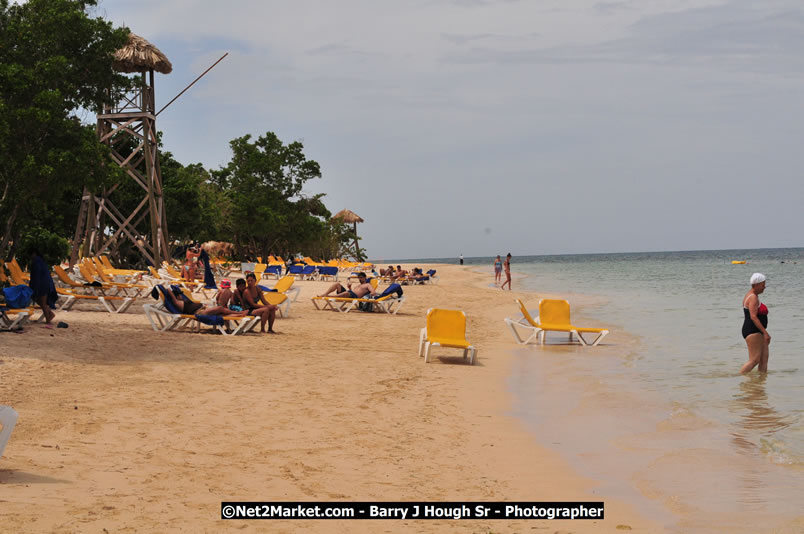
top-left (0, 264), bottom-right (663, 533)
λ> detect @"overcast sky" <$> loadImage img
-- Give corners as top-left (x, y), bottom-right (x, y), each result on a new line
top-left (96, 0), bottom-right (804, 260)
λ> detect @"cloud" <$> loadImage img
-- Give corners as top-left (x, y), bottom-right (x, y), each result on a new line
top-left (96, 0), bottom-right (804, 257)
top-left (441, 1), bottom-right (804, 74)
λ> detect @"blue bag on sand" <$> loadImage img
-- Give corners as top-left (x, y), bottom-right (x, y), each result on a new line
top-left (3, 285), bottom-right (33, 308)
top-left (195, 314), bottom-right (224, 326)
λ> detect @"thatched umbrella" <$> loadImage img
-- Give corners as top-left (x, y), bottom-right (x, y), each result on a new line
top-left (113, 33), bottom-right (173, 74)
top-left (333, 209), bottom-right (364, 258)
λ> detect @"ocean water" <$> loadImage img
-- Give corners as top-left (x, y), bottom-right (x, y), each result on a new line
top-left (412, 250), bottom-right (804, 533)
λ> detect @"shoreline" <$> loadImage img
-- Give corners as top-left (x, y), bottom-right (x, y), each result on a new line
top-left (0, 263), bottom-right (662, 532)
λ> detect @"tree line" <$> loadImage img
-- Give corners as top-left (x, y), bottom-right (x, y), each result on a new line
top-left (0, 0), bottom-right (361, 270)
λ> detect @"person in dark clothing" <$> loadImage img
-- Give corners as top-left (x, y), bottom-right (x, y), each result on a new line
top-left (29, 252), bottom-right (57, 324)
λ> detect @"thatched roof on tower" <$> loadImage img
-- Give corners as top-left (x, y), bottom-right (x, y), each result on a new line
top-left (333, 209), bottom-right (364, 224)
top-left (113, 33), bottom-right (172, 74)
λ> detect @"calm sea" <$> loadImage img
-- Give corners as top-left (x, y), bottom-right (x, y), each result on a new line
top-left (399, 249), bottom-right (804, 533)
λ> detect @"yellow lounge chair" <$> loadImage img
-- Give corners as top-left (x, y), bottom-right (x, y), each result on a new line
top-left (535, 299), bottom-right (609, 346)
top-left (262, 290), bottom-right (291, 317)
top-left (310, 293), bottom-right (404, 314)
top-left (54, 265), bottom-right (102, 295)
top-left (310, 279), bottom-right (404, 314)
top-left (93, 263), bottom-right (149, 296)
top-left (95, 256), bottom-right (144, 278)
top-left (4, 261), bottom-right (28, 286)
top-left (7, 259), bottom-right (29, 281)
top-left (418, 308), bottom-right (477, 364)
top-left (272, 275), bottom-right (300, 302)
top-left (77, 262), bottom-right (141, 297)
top-left (56, 287), bottom-right (134, 313)
top-left (503, 299), bottom-right (543, 345)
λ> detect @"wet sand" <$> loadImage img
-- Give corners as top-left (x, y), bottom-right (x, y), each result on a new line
top-left (0, 264), bottom-right (662, 532)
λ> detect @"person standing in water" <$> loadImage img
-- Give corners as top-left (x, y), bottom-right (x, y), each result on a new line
top-left (459, 254), bottom-right (464, 265)
top-left (501, 253), bottom-right (512, 290)
top-left (740, 273), bottom-right (770, 374)
top-left (493, 255), bottom-right (502, 285)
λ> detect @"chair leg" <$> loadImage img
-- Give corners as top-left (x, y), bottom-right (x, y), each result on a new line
top-left (0, 405), bottom-right (19, 458)
top-left (424, 342), bottom-right (432, 363)
top-left (418, 329), bottom-right (426, 357)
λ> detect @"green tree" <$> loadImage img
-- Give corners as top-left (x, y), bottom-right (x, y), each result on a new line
top-left (0, 0), bottom-right (132, 260)
top-left (215, 132), bottom-right (329, 258)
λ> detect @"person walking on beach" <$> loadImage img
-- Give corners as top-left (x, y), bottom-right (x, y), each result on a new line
top-left (29, 251), bottom-right (57, 325)
top-left (493, 255), bottom-right (502, 285)
top-left (501, 253), bottom-right (512, 290)
top-left (740, 273), bottom-right (770, 374)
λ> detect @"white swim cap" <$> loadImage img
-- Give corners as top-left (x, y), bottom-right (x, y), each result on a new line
top-left (750, 273), bottom-right (766, 285)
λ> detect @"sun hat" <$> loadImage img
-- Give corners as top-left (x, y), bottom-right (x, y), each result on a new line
top-left (220, 278), bottom-right (231, 289)
top-left (750, 273), bottom-right (766, 285)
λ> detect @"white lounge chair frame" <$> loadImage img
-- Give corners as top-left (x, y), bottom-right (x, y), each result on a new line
top-left (503, 313), bottom-right (542, 344)
top-left (504, 299), bottom-right (609, 347)
top-left (58, 291), bottom-right (134, 314)
top-left (311, 294), bottom-right (405, 314)
top-left (0, 309), bottom-right (29, 331)
top-left (417, 326), bottom-right (477, 365)
top-left (143, 304), bottom-right (258, 336)
top-left (0, 405), bottom-right (18, 458)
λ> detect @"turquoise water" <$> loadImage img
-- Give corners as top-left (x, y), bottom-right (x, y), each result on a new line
top-left (402, 249), bottom-right (804, 532)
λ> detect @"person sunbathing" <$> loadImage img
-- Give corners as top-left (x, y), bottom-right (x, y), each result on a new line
top-left (318, 272), bottom-right (377, 299)
top-left (162, 285), bottom-right (243, 317)
top-left (391, 265), bottom-right (408, 281)
top-left (409, 267), bottom-right (429, 282)
top-left (234, 274), bottom-right (277, 333)
top-left (380, 265), bottom-right (395, 277)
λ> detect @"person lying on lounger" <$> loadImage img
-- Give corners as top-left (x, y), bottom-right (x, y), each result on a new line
top-left (163, 285), bottom-right (245, 317)
top-left (318, 272), bottom-right (377, 299)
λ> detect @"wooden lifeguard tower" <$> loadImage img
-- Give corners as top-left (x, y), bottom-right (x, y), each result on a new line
top-left (72, 33), bottom-right (172, 267)
top-left (333, 209), bottom-right (364, 259)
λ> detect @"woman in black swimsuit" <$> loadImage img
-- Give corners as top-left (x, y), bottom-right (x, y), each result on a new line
top-left (235, 273), bottom-right (277, 333)
top-left (740, 273), bottom-right (770, 374)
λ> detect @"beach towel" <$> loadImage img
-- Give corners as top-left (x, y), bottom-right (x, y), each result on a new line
top-left (378, 283), bottom-right (403, 299)
top-left (156, 285), bottom-right (182, 315)
top-left (29, 255), bottom-right (57, 308)
top-left (3, 285), bottom-right (33, 309)
top-left (258, 285), bottom-right (277, 292)
top-left (199, 249), bottom-right (217, 289)
top-left (195, 314), bottom-right (224, 326)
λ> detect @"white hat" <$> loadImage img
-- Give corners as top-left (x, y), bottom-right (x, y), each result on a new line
top-left (750, 273), bottom-right (766, 285)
